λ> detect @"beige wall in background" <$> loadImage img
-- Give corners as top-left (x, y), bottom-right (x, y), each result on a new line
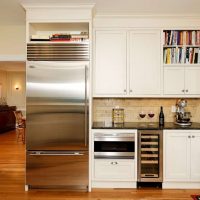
top-left (0, 70), bottom-right (7, 98)
top-left (0, 69), bottom-right (26, 113)
top-left (6, 71), bottom-right (26, 112)
top-left (0, 25), bottom-right (26, 55)
top-left (93, 98), bottom-right (200, 123)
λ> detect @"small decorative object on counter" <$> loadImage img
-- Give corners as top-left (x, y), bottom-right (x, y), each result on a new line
top-left (112, 106), bottom-right (124, 124)
top-left (159, 106), bottom-right (165, 126)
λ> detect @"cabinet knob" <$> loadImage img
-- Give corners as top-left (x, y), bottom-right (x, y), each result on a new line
top-left (192, 135), bottom-right (195, 138)
top-left (188, 135), bottom-right (191, 138)
top-left (124, 89), bottom-right (126, 93)
top-left (182, 89), bottom-right (185, 92)
top-left (186, 89), bottom-right (188, 92)
top-left (130, 89), bottom-right (133, 93)
top-left (111, 162), bottom-right (118, 165)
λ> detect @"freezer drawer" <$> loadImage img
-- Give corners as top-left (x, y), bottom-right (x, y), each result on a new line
top-left (26, 151), bottom-right (88, 189)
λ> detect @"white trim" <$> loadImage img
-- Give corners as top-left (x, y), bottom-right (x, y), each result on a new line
top-left (22, 3), bottom-right (95, 9)
top-left (0, 55), bottom-right (26, 62)
top-left (163, 182), bottom-right (200, 189)
top-left (92, 181), bottom-right (137, 188)
top-left (93, 15), bottom-right (200, 29)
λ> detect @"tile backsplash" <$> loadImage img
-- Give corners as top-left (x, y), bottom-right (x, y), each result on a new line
top-left (92, 98), bottom-right (200, 123)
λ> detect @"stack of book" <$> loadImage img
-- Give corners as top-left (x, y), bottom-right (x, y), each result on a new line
top-left (30, 32), bottom-right (89, 42)
top-left (164, 30), bottom-right (200, 45)
top-left (50, 32), bottom-right (89, 42)
top-left (30, 35), bottom-right (50, 41)
top-left (163, 47), bottom-right (200, 64)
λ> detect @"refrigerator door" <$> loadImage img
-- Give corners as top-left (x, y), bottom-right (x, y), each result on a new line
top-left (26, 61), bottom-right (88, 151)
top-left (26, 151), bottom-right (88, 188)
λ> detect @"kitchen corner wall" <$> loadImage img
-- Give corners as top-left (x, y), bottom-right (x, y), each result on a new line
top-left (92, 98), bottom-right (200, 123)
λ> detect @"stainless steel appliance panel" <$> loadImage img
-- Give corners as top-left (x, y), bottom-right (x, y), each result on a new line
top-left (26, 61), bottom-right (88, 150)
top-left (27, 43), bottom-right (89, 61)
top-left (94, 132), bottom-right (135, 159)
top-left (138, 130), bottom-right (163, 182)
top-left (26, 151), bottom-right (88, 188)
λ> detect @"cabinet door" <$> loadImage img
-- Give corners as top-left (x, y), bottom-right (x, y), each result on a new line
top-left (190, 133), bottom-right (200, 181)
top-left (93, 31), bottom-right (127, 96)
top-left (129, 30), bottom-right (161, 95)
top-left (94, 159), bottom-right (135, 181)
top-left (164, 67), bottom-right (185, 95)
top-left (185, 68), bottom-right (200, 95)
top-left (164, 132), bottom-right (190, 181)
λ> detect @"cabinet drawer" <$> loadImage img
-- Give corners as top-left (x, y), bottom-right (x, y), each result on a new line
top-left (94, 159), bottom-right (135, 181)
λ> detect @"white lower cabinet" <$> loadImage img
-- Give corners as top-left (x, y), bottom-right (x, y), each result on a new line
top-left (91, 129), bottom-right (137, 188)
top-left (94, 159), bottom-right (135, 181)
top-left (190, 133), bottom-right (200, 181)
top-left (163, 130), bottom-right (200, 189)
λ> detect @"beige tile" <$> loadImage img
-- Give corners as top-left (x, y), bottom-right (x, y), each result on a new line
top-left (93, 98), bottom-right (200, 123)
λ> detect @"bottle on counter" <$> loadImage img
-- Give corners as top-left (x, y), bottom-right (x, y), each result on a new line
top-left (159, 106), bottom-right (164, 126)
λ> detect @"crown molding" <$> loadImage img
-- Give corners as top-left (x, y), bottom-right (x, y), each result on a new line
top-left (94, 13), bottom-right (200, 19)
top-left (21, 2), bottom-right (95, 10)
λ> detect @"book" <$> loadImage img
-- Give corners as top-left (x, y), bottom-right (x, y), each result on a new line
top-left (166, 48), bottom-right (171, 64)
top-left (189, 48), bottom-right (194, 64)
top-left (192, 31), bottom-right (196, 45)
top-left (163, 49), bottom-right (167, 63)
top-left (194, 48), bottom-right (199, 63)
top-left (183, 31), bottom-right (187, 45)
top-left (186, 47), bottom-right (190, 64)
top-left (198, 49), bottom-right (200, 63)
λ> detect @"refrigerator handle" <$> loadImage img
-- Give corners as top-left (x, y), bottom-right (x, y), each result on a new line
top-left (29, 152), bottom-right (85, 156)
top-left (85, 65), bottom-right (88, 147)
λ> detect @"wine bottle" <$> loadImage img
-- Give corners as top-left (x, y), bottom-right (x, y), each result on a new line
top-left (159, 106), bottom-right (164, 126)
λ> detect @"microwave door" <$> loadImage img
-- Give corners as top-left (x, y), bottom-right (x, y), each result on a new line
top-left (26, 61), bottom-right (88, 151)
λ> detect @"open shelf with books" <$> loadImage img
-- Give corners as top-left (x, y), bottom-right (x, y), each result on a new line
top-left (163, 30), bottom-right (200, 96)
top-left (163, 30), bottom-right (200, 65)
top-left (28, 22), bottom-right (89, 43)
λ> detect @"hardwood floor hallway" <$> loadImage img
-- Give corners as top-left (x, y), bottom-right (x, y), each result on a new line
top-left (0, 130), bottom-right (199, 200)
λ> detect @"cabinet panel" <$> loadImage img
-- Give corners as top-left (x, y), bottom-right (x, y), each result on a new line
top-left (164, 132), bottom-right (190, 181)
top-left (190, 133), bottom-right (200, 181)
top-left (94, 159), bottom-right (135, 181)
top-left (129, 30), bottom-right (161, 95)
top-left (185, 68), bottom-right (200, 95)
top-left (94, 31), bottom-right (127, 95)
top-left (164, 67), bottom-right (185, 95)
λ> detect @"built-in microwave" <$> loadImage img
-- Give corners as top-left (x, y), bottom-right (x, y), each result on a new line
top-left (94, 132), bottom-right (135, 159)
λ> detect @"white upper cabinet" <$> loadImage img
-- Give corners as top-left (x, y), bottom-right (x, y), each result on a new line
top-left (185, 67), bottom-right (200, 95)
top-left (93, 31), bottom-right (127, 96)
top-left (93, 29), bottom-right (161, 97)
top-left (129, 30), bottom-right (161, 95)
top-left (163, 29), bottom-right (200, 97)
top-left (164, 67), bottom-right (200, 96)
top-left (164, 67), bottom-right (185, 95)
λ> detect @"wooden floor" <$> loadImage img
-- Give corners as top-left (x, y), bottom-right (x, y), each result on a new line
top-left (0, 130), bottom-right (199, 200)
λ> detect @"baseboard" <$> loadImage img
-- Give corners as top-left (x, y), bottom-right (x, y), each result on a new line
top-left (92, 181), bottom-right (137, 188)
top-left (163, 182), bottom-right (200, 189)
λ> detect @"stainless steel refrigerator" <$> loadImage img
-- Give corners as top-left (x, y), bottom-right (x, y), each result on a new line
top-left (26, 61), bottom-right (89, 190)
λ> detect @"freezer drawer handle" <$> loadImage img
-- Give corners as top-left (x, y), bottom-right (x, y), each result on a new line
top-left (29, 152), bottom-right (85, 156)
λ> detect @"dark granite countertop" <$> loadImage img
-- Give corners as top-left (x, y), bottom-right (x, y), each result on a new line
top-left (92, 122), bottom-right (200, 130)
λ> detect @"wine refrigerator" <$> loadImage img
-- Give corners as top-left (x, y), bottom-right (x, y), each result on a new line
top-left (138, 130), bottom-right (163, 182)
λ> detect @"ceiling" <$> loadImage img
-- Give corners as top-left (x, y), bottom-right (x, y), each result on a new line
top-left (1, 0), bottom-right (200, 26)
